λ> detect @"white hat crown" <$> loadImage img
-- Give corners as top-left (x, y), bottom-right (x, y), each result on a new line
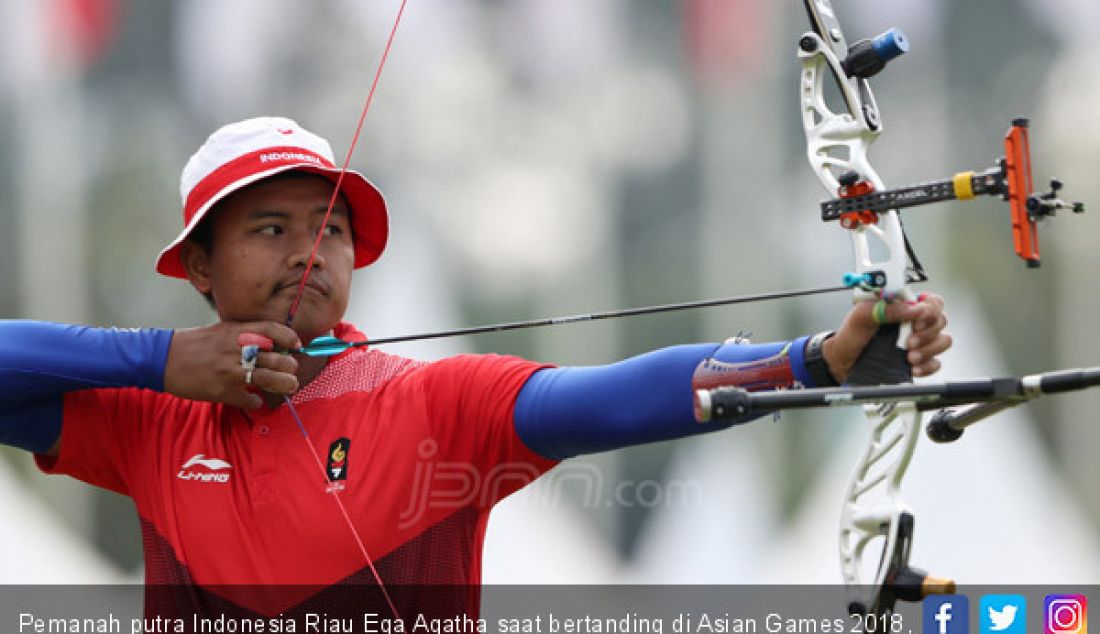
top-left (179, 116), bottom-right (336, 203)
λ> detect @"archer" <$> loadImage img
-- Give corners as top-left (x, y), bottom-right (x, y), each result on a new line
top-left (0, 116), bottom-right (950, 620)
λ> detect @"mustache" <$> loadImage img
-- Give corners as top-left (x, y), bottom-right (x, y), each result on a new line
top-left (274, 276), bottom-right (329, 297)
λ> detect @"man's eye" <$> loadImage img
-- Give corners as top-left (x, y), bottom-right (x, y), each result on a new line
top-left (323, 224), bottom-right (344, 236)
top-left (258, 225), bottom-right (283, 236)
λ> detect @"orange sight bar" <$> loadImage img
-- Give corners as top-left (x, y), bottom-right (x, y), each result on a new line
top-left (1003, 119), bottom-right (1040, 267)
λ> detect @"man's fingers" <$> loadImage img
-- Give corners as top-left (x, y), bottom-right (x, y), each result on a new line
top-left (879, 294), bottom-right (947, 344)
top-left (913, 303), bottom-right (947, 332)
top-left (165, 322), bottom-right (306, 407)
top-left (831, 292), bottom-right (950, 382)
top-left (920, 332), bottom-right (953, 359)
top-left (878, 292), bottom-right (945, 322)
top-left (234, 324), bottom-right (300, 398)
top-left (881, 293), bottom-right (949, 377)
top-left (257, 350), bottom-right (298, 375)
top-left (912, 358), bottom-right (941, 378)
top-left (915, 292), bottom-right (945, 310)
top-left (249, 367), bottom-right (299, 395)
top-left (907, 333), bottom-right (952, 370)
top-left (883, 300), bottom-right (928, 325)
top-left (906, 311), bottom-right (948, 347)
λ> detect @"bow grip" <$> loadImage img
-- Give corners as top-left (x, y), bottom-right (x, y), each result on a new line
top-left (846, 324), bottom-right (912, 386)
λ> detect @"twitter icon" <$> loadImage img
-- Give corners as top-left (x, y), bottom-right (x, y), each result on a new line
top-left (981, 595), bottom-right (1027, 634)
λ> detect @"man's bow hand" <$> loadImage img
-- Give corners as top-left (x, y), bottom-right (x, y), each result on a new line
top-left (824, 293), bottom-right (951, 384)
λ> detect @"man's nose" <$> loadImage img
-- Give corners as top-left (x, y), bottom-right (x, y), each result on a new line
top-left (288, 227), bottom-right (326, 270)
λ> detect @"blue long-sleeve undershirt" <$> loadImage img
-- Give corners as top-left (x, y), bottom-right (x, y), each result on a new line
top-left (514, 337), bottom-right (813, 459)
top-left (0, 321), bottom-right (172, 453)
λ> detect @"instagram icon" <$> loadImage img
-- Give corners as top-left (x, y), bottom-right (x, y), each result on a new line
top-left (1046, 595), bottom-right (1088, 634)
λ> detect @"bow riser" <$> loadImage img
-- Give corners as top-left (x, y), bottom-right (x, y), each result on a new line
top-left (838, 404), bottom-right (920, 616)
top-left (798, 32), bottom-right (915, 337)
top-left (799, 0), bottom-right (927, 616)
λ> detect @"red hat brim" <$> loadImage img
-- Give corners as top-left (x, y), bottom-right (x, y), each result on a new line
top-left (155, 164), bottom-right (388, 279)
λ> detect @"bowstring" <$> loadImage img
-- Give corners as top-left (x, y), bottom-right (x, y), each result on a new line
top-left (286, 0), bottom-right (410, 326)
top-left (281, 0), bottom-right (410, 622)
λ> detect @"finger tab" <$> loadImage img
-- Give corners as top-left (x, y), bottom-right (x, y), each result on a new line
top-left (238, 333), bottom-right (275, 350)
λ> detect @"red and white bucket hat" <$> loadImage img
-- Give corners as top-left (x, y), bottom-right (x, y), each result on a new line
top-left (155, 116), bottom-right (388, 278)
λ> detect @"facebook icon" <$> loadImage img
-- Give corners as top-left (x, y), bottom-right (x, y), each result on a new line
top-left (924, 595), bottom-right (970, 634)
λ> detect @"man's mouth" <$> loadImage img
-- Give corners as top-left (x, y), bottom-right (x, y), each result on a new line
top-left (276, 279), bottom-right (328, 297)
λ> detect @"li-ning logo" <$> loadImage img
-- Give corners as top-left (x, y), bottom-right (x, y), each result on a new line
top-left (177, 454), bottom-right (232, 483)
top-left (258, 151), bottom-right (324, 165)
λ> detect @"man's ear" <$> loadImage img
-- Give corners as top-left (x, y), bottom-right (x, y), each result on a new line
top-left (179, 241), bottom-right (213, 295)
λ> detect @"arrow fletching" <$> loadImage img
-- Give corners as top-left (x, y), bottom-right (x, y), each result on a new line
top-left (296, 336), bottom-right (353, 357)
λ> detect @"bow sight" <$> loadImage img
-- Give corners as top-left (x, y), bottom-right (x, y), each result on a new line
top-left (822, 118), bottom-right (1085, 269)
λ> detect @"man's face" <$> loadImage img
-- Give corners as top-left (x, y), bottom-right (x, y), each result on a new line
top-left (181, 173), bottom-right (355, 342)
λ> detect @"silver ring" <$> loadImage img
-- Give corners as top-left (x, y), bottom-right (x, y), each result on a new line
top-left (244, 368), bottom-right (254, 386)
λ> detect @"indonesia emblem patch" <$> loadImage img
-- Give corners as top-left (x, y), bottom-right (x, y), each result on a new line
top-left (326, 438), bottom-right (350, 482)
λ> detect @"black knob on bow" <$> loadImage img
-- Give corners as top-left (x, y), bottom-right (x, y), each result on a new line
top-left (842, 29), bottom-right (909, 78)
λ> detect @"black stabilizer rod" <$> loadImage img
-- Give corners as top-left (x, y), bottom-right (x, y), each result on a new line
top-left (694, 367), bottom-right (1100, 434)
top-left (926, 367), bottom-right (1100, 442)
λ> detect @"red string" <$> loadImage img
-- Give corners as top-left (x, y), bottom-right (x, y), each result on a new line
top-left (281, 0), bottom-right (411, 622)
top-left (286, 0), bottom-right (411, 327)
top-left (283, 396), bottom-right (402, 622)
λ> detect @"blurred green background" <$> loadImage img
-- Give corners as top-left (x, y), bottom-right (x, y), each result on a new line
top-left (1, 0), bottom-right (1097, 584)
